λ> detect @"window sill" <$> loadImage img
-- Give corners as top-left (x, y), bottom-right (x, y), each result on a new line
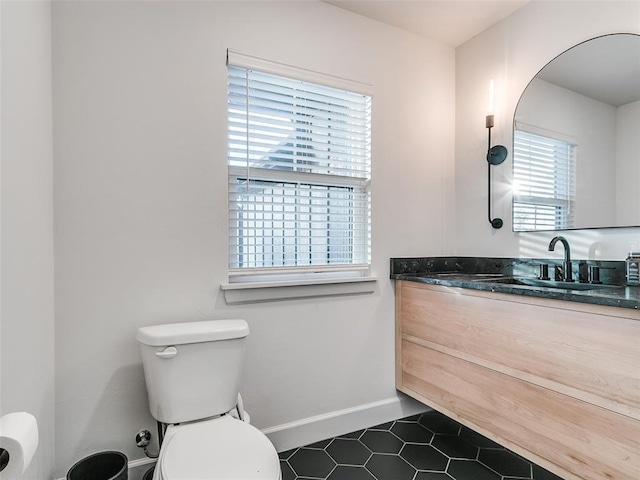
top-left (220, 276), bottom-right (378, 305)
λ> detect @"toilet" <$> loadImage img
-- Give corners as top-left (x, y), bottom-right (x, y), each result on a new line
top-left (137, 319), bottom-right (281, 480)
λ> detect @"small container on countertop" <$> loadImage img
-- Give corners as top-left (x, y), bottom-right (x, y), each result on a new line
top-left (625, 252), bottom-right (640, 286)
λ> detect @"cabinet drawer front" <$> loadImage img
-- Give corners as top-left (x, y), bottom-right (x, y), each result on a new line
top-left (400, 283), bottom-right (640, 413)
top-left (402, 341), bottom-right (640, 480)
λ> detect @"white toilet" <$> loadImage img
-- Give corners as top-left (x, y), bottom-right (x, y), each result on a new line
top-left (137, 319), bottom-right (281, 480)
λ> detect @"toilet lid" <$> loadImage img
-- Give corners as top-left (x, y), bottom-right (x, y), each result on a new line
top-left (160, 415), bottom-right (280, 480)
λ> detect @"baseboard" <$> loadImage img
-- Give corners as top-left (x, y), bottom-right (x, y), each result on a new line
top-left (75, 394), bottom-right (428, 480)
top-left (262, 394), bottom-right (429, 452)
top-left (129, 456), bottom-right (156, 469)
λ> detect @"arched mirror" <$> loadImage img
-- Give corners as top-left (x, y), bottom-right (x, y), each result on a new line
top-left (513, 33), bottom-right (640, 232)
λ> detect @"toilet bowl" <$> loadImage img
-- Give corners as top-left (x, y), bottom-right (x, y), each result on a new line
top-left (153, 415), bottom-right (281, 480)
top-left (137, 319), bottom-right (281, 480)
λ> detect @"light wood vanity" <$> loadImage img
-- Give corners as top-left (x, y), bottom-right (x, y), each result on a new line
top-left (395, 280), bottom-right (640, 480)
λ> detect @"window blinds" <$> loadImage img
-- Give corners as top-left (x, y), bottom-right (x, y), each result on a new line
top-left (227, 57), bottom-right (372, 273)
top-left (513, 129), bottom-right (576, 231)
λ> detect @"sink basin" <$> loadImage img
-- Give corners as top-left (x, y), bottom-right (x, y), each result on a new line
top-left (433, 273), bottom-right (506, 277)
top-left (476, 277), bottom-right (614, 291)
top-left (431, 273), bottom-right (507, 280)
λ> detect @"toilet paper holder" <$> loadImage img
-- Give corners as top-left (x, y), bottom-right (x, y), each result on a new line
top-left (0, 447), bottom-right (9, 472)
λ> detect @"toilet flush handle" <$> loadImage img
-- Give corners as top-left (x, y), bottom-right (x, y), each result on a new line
top-left (156, 346), bottom-right (177, 359)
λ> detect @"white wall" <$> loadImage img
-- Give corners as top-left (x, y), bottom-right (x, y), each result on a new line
top-left (52, 1), bottom-right (454, 476)
top-left (0, 1), bottom-right (56, 479)
top-left (455, 0), bottom-right (640, 260)
top-left (616, 100), bottom-right (640, 226)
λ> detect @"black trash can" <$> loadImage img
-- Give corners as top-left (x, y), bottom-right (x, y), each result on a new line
top-left (142, 466), bottom-right (155, 480)
top-left (67, 451), bottom-right (128, 480)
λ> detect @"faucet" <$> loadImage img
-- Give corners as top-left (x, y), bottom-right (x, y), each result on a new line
top-left (548, 236), bottom-right (573, 282)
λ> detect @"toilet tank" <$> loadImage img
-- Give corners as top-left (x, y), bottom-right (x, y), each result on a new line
top-left (137, 319), bottom-right (249, 424)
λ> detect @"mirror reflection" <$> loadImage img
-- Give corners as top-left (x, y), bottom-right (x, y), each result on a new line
top-left (513, 33), bottom-right (640, 232)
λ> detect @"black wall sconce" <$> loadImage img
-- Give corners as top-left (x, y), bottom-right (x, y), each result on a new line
top-left (485, 81), bottom-right (508, 229)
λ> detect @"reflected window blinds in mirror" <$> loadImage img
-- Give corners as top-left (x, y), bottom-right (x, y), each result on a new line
top-left (486, 80), bottom-right (508, 229)
top-left (513, 128), bottom-right (576, 231)
top-left (513, 33), bottom-right (640, 232)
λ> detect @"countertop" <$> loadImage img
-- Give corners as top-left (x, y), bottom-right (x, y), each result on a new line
top-left (390, 257), bottom-right (639, 310)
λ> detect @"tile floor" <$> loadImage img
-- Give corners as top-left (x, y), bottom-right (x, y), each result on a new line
top-left (278, 411), bottom-right (564, 480)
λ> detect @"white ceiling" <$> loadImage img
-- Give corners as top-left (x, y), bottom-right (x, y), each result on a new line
top-left (323, 3), bottom-right (640, 106)
top-left (323, 0), bottom-right (531, 47)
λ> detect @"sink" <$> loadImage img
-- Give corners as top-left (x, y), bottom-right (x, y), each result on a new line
top-left (434, 273), bottom-right (505, 277)
top-left (431, 273), bottom-right (507, 280)
top-left (475, 277), bottom-right (614, 291)
top-left (423, 272), bottom-right (618, 291)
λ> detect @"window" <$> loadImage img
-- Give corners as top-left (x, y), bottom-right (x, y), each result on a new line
top-left (513, 128), bottom-right (576, 231)
top-left (227, 52), bottom-right (372, 279)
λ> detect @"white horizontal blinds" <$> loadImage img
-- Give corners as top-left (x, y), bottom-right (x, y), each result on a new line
top-left (513, 203), bottom-right (566, 231)
top-left (228, 180), bottom-right (369, 271)
top-left (227, 61), bottom-right (372, 273)
top-left (513, 129), bottom-right (576, 231)
top-left (228, 68), bottom-right (370, 178)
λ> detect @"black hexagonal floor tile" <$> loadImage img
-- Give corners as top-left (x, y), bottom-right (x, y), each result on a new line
top-left (419, 411), bottom-right (461, 435)
top-left (339, 429), bottom-right (365, 439)
top-left (279, 460), bottom-right (296, 480)
top-left (275, 411), bottom-right (558, 480)
top-left (279, 448), bottom-right (297, 460)
top-left (370, 420), bottom-right (395, 430)
top-left (326, 438), bottom-right (372, 465)
top-left (415, 472), bottom-right (453, 480)
top-left (533, 464), bottom-right (564, 480)
top-left (400, 443), bottom-right (449, 471)
top-left (447, 459), bottom-right (501, 480)
top-left (460, 426), bottom-right (502, 449)
top-left (306, 438), bottom-right (332, 449)
top-left (327, 465), bottom-right (376, 480)
top-left (391, 421), bottom-right (434, 444)
top-left (289, 448), bottom-right (336, 478)
top-left (479, 448), bottom-right (532, 477)
top-left (360, 430), bottom-right (404, 454)
top-left (432, 433), bottom-right (478, 459)
top-left (365, 454), bottom-right (417, 480)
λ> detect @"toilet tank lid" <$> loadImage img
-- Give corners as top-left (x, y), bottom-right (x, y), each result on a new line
top-left (137, 319), bottom-right (249, 346)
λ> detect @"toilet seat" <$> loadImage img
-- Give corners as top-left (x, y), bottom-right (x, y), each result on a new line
top-left (156, 415), bottom-right (281, 480)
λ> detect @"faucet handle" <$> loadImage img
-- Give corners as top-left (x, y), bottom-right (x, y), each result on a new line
top-left (554, 265), bottom-right (563, 281)
top-left (587, 265), bottom-right (602, 284)
top-left (535, 263), bottom-right (550, 280)
top-left (587, 265), bottom-right (615, 284)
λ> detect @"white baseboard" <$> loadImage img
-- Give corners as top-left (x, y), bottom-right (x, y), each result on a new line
top-left (262, 394), bottom-right (429, 452)
top-left (129, 456), bottom-right (157, 469)
top-left (75, 394), bottom-right (428, 480)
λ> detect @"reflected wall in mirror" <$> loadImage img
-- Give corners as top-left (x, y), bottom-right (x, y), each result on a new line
top-left (513, 33), bottom-right (640, 232)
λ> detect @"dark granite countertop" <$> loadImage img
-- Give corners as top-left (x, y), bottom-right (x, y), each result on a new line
top-left (390, 257), bottom-right (639, 311)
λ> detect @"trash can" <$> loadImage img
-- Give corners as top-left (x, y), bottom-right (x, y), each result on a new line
top-left (142, 466), bottom-right (155, 480)
top-left (67, 451), bottom-right (128, 480)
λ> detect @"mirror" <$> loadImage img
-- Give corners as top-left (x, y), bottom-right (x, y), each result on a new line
top-left (513, 33), bottom-right (640, 232)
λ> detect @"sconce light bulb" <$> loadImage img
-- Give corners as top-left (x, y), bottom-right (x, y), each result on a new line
top-left (488, 79), bottom-right (495, 115)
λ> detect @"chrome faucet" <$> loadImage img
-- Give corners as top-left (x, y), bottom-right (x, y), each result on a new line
top-left (548, 236), bottom-right (573, 282)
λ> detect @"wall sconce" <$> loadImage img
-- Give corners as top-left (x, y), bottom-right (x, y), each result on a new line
top-left (486, 80), bottom-right (508, 229)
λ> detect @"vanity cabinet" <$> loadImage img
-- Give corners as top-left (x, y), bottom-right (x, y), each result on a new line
top-left (395, 280), bottom-right (640, 480)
